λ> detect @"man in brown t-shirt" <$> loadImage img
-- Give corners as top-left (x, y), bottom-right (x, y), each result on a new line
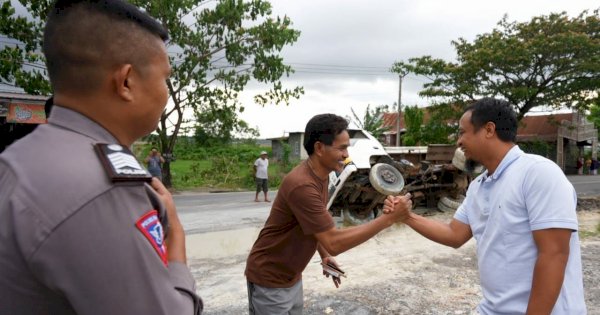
top-left (245, 113), bottom-right (412, 314)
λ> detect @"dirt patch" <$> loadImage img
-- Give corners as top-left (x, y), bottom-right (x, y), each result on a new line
top-left (579, 197), bottom-right (600, 211)
top-left (190, 208), bottom-right (600, 314)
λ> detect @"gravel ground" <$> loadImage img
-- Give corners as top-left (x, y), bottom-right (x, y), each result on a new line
top-left (190, 200), bottom-right (600, 315)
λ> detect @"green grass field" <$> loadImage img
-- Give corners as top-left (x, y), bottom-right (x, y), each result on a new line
top-left (169, 160), bottom-right (212, 189)
top-left (169, 158), bottom-right (293, 191)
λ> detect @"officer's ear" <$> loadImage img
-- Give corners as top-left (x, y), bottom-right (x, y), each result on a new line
top-left (113, 64), bottom-right (134, 102)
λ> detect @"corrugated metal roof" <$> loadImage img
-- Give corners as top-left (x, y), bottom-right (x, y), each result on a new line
top-left (0, 91), bottom-right (49, 102)
top-left (517, 113), bottom-right (573, 141)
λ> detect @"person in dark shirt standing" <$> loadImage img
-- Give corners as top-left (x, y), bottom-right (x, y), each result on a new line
top-left (146, 146), bottom-right (166, 180)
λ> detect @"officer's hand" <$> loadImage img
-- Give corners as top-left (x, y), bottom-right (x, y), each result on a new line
top-left (150, 178), bottom-right (186, 263)
top-left (150, 178), bottom-right (177, 221)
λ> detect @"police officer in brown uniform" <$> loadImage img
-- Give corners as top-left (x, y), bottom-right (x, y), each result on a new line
top-left (0, 1), bottom-right (202, 314)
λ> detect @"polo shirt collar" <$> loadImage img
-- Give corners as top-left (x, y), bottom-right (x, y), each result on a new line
top-left (484, 145), bottom-right (522, 181)
top-left (48, 106), bottom-right (120, 144)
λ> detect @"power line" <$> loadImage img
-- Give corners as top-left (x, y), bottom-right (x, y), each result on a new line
top-left (292, 69), bottom-right (393, 76)
top-left (287, 62), bottom-right (390, 70)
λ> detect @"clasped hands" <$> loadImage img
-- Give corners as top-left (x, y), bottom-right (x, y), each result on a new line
top-left (382, 193), bottom-right (413, 223)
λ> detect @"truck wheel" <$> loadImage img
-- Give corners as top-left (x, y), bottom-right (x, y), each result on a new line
top-left (437, 195), bottom-right (465, 212)
top-left (343, 208), bottom-right (374, 226)
top-left (369, 163), bottom-right (405, 195)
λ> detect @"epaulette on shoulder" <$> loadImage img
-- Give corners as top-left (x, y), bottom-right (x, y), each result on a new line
top-left (94, 143), bottom-right (152, 183)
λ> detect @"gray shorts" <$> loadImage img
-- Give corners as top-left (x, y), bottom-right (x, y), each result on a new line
top-left (247, 280), bottom-right (303, 315)
top-left (255, 178), bottom-right (268, 193)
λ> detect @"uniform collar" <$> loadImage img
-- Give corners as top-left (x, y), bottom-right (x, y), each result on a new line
top-left (483, 145), bottom-right (522, 181)
top-left (48, 106), bottom-right (120, 144)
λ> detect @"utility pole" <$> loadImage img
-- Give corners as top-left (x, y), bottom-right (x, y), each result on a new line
top-left (395, 73), bottom-right (406, 146)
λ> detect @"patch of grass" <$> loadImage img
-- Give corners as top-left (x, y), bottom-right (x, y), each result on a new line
top-left (138, 142), bottom-right (300, 191)
top-left (579, 223), bottom-right (600, 239)
top-left (170, 160), bottom-right (211, 189)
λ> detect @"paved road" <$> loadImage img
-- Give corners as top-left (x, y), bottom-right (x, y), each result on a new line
top-left (176, 175), bottom-right (600, 235)
top-left (175, 191), bottom-right (275, 234)
top-left (567, 175), bottom-right (600, 197)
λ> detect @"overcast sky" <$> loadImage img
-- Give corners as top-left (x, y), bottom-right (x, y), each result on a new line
top-left (237, 0), bottom-right (599, 138)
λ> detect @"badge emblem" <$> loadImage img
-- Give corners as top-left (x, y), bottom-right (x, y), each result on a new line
top-left (94, 143), bottom-right (152, 182)
top-left (136, 210), bottom-right (168, 266)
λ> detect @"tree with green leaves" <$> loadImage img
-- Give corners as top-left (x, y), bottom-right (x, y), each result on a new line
top-left (0, 1), bottom-right (52, 94)
top-left (588, 104), bottom-right (600, 140)
top-left (401, 105), bottom-right (423, 146)
top-left (350, 104), bottom-right (390, 140)
top-left (392, 10), bottom-right (600, 121)
top-left (0, 0), bottom-right (303, 187)
top-left (193, 99), bottom-right (259, 146)
top-left (401, 105), bottom-right (455, 146)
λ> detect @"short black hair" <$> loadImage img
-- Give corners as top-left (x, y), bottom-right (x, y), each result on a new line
top-left (463, 98), bottom-right (518, 142)
top-left (303, 114), bottom-right (349, 155)
top-left (43, 0), bottom-right (169, 94)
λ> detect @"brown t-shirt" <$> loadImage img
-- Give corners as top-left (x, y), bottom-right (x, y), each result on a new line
top-left (245, 161), bottom-right (335, 287)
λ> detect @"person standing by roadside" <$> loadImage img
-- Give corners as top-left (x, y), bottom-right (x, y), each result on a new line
top-left (585, 158), bottom-right (592, 174)
top-left (577, 156), bottom-right (584, 175)
top-left (146, 146), bottom-right (165, 180)
top-left (385, 98), bottom-right (586, 314)
top-left (0, 1), bottom-right (202, 314)
top-left (591, 157), bottom-right (598, 175)
top-left (245, 114), bottom-right (413, 315)
top-left (254, 151), bottom-right (270, 202)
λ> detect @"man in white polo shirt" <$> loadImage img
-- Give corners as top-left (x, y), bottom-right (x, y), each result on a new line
top-left (385, 98), bottom-right (586, 314)
top-left (254, 151), bottom-right (270, 202)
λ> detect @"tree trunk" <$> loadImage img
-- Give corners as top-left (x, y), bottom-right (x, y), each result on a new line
top-left (162, 160), bottom-right (172, 188)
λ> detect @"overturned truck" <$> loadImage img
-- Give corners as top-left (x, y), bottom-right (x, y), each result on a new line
top-left (327, 130), bottom-right (478, 225)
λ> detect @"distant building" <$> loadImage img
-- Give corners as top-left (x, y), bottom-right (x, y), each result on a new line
top-left (518, 112), bottom-right (598, 172)
top-left (269, 131), bottom-right (307, 162)
top-left (0, 91), bottom-right (49, 153)
top-left (381, 112), bottom-right (406, 147)
top-left (382, 108), bottom-right (597, 173)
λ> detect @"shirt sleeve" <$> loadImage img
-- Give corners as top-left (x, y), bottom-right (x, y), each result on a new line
top-left (454, 176), bottom-right (479, 225)
top-left (287, 184), bottom-right (335, 235)
top-left (28, 186), bottom-right (202, 315)
top-left (454, 193), bottom-right (471, 225)
top-left (522, 161), bottom-right (578, 231)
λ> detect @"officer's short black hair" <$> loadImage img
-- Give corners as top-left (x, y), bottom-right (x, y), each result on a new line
top-left (303, 114), bottom-right (349, 155)
top-left (463, 98), bottom-right (518, 142)
top-left (43, 0), bottom-right (169, 94)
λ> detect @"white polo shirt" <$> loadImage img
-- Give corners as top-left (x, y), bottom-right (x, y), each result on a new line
top-left (455, 146), bottom-right (586, 315)
top-left (254, 157), bottom-right (269, 179)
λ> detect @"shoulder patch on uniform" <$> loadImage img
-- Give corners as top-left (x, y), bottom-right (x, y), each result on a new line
top-left (94, 143), bottom-right (152, 182)
top-left (136, 210), bottom-right (168, 266)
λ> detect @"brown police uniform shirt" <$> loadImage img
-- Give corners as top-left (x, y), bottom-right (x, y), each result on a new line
top-left (245, 161), bottom-right (335, 288)
top-left (0, 106), bottom-right (202, 315)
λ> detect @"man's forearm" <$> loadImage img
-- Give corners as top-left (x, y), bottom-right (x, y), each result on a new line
top-left (526, 252), bottom-right (568, 314)
top-left (404, 213), bottom-right (469, 248)
top-left (317, 243), bottom-right (331, 259)
top-left (317, 215), bottom-right (393, 256)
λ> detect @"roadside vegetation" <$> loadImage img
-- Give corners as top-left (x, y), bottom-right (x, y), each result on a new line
top-left (138, 139), bottom-right (300, 191)
top-left (580, 223), bottom-right (600, 239)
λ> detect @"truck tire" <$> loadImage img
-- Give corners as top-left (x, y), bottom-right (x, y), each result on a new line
top-left (437, 195), bottom-right (465, 212)
top-left (342, 208), bottom-right (375, 226)
top-left (369, 163), bottom-right (405, 195)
